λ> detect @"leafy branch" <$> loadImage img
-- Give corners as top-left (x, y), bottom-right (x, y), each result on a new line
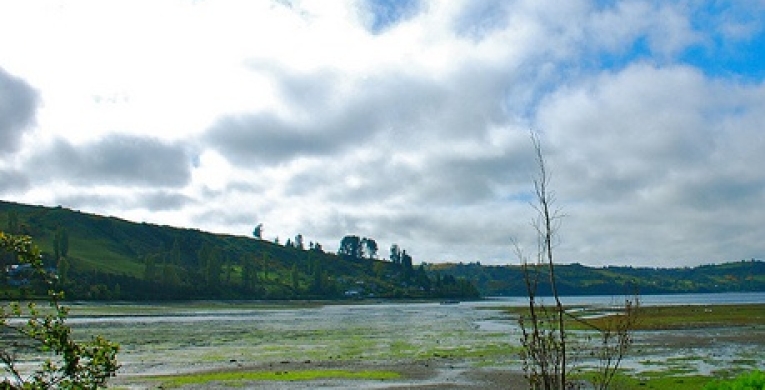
top-left (1, 232), bottom-right (120, 389)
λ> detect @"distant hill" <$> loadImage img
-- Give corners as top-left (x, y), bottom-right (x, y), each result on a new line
top-left (2, 200), bottom-right (762, 300)
top-left (431, 260), bottom-right (765, 296)
top-left (0, 200), bottom-right (477, 300)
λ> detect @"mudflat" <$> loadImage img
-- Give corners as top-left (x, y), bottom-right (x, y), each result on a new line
top-left (114, 359), bottom-right (528, 389)
top-left (47, 300), bottom-right (765, 388)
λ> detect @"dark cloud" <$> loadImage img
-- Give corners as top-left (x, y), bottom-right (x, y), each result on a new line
top-left (211, 60), bottom-right (514, 172)
top-left (141, 191), bottom-right (195, 211)
top-left (192, 207), bottom-right (260, 228)
top-left (205, 67), bottom-right (449, 166)
top-left (30, 135), bottom-right (192, 187)
top-left (205, 113), bottom-right (339, 165)
top-left (55, 190), bottom-right (193, 212)
top-left (0, 67), bottom-right (38, 155)
top-left (0, 169), bottom-right (30, 194)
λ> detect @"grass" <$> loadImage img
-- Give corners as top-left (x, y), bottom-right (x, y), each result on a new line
top-left (502, 304), bottom-right (765, 331)
top-left (622, 373), bottom-right (711, 390)
top-left (567, 369), bottom-right (713, 390)
top-left (150, 369), bottom-right (401, 387)
top-left (632, 304), bottom-right (765, 330)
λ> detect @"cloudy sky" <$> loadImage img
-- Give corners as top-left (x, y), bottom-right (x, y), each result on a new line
top-left (1, 1), bottom-right (764, 267)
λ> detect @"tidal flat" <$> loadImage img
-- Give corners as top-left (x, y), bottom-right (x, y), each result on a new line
top-left (10, 299), bottom-right (765, 389)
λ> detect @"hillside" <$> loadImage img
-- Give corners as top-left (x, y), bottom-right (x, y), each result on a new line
top-left (2, 200), bottom-right (763, 300)
top-left (0, 200), bottom-right (477, 300)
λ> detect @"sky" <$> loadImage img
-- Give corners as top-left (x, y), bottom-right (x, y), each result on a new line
top-left (1, 0), bottom-right (764, 268)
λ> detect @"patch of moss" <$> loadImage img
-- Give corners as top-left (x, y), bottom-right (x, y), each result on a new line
top-left (604, 372), bottom-right (712, 390)
top-left (153, 369), bottom-right (401, 387)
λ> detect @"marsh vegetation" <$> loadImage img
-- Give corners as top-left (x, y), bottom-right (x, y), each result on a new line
top-left (5, 298), bottom-right (757, 389)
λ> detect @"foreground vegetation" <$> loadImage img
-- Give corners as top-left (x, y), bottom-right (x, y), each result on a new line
top-left (704, 370), bottom-right (765, 390)
top-left (1, 232), bottom-right (119, 388)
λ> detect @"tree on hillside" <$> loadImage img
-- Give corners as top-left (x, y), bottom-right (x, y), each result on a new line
top-left (144, 254), bottom-right (159, 282)
top-left (262, 252), bottom-right (269, 281)
top-left (170, 237), bottom-right (182, 265)
top-left (6, 210), bottom-right (19, 234)
top-left (241, 254), bottom-right (256, 290)
top-left (310, 258), bottom-right (324, 294)
top-left (401, 250), bottom-right (414, 281)
top-left (199, 244), bottom-right (222, 289)
top-left (291, 264), bottom-right (300, 292)
top-left (53, 227), bottom-right (69, 260)
top-left (415, 264), bottom-right (431, 291)
top-left (338, 235), bottom-right (362, 259)
top-left (362, 237), bottom-right (378, 259)
top-left (57, 256), bottom-right (70, 284)
top-left (162, 262), bottom-right (182, 288)
top-left (390, 244), bottom-right (401, 264)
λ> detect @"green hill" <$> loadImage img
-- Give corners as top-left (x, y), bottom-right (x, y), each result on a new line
top-left (2, 200), bottom-right (762, 300)
top-left (431, 260), bottom-right (765, 296)
top-left (0, 200), bottom-right (477, 300)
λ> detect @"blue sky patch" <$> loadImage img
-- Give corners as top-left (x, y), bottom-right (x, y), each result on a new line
top-left (366, 0), bottom-right (420, 34)
top-left (680, 32), bottom-right (765, 81)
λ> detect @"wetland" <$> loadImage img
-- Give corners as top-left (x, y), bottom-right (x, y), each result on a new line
top-left (9, 293), bottom-right (765, 389)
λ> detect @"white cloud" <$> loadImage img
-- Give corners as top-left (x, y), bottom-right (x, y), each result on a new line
top-left (0, 0), bottom-right (763, 266)
top-left (535, 64), bottom-right (765, 265)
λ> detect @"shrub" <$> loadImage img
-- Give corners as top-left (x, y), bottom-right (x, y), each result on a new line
top-left (1, 232), bottom-right (120, 389)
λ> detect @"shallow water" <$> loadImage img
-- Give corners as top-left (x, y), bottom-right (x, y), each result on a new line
top-left (5, 295), bottom-right (765, 385)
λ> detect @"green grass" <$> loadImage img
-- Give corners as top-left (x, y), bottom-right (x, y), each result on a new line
top-left (503, 304), bottom-right (765, 331)
top-left (151, 369), bottom-right (401, 387)
top-left (568, 370), bottom-right (713, 390)
top-left (623, 373), bottom-right (711, 390)
top-left (703, 370), bottom-right (765, 390)
top-left (632, 304), bottom-right (765, 330)
top-left (68, 237), bottom-right (144, 277)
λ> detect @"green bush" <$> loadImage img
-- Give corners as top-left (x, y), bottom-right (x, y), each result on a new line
top-left (704, 370), bottom-right (765, 390)
top-left (1, 232), bottom-right (120, 389)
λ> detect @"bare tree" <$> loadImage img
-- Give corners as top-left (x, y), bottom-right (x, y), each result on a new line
top-left (516, 132), bottom-right (638, 390)
top-left (516, 132), bottom-right (567, 389)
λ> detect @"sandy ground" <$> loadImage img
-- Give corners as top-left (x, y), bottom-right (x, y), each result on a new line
top-left (113, 359), bottom-right (529, 389)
